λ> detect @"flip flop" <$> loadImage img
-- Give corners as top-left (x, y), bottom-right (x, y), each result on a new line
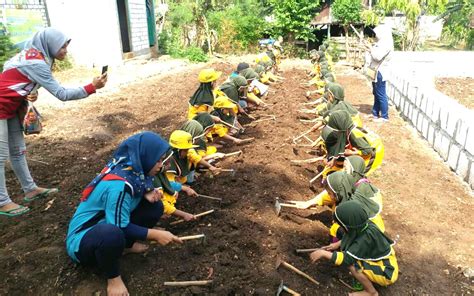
top-left (24, 188), bottom-right (59, 202)
top-left (0, 205), bottom-right (30, 217)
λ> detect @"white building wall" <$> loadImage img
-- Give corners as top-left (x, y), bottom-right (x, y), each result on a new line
top-left (47, 0), bottom-right (124, 67)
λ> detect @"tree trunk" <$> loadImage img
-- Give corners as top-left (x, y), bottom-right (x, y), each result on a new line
top-left (344, 25), bottom-right (349, 61)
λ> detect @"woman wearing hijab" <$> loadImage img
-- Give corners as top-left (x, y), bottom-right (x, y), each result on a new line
top-left (319, 83), bottom-right (362, 127)
top-left (187, 68), bottom-right (221, 120)
top-left (66, 132), bottom-right (182, 296)
top-left (321, 110), bottom-right (383, 175)
top-left (310, 201), bottom-right (398, 295)
top-left (0, 28), bottom-right (107, 217)
top-left (366, 24), bottom-right (394, 122)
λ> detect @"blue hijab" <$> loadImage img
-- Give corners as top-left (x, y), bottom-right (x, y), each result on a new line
top-left (82, 132), bottom-right (170, 200)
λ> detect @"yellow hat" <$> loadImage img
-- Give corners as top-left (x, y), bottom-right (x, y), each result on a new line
top-left (198, 68), bottom-right (222, 83)
top-left (169, 130), bottom-right (199, 149)
top-left (213, 96), bottom-right (236, 109)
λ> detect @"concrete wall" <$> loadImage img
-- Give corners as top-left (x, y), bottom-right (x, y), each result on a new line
top-left (127, 0), bottom-right (149, 55)
top-left (47, 0), bottom-right (152, 66)
top-left (47, 0), bottom-right (124, 67)
top-left (385, 52), bottom-right (474, 190)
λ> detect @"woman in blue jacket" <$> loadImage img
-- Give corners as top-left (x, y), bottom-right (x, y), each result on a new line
top-left (66, 132), bottom-right (182, 296)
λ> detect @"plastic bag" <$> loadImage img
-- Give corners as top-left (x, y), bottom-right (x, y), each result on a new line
top-left (23, 102), bottom-right (42, 135)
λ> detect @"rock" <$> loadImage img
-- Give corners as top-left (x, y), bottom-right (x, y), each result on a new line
top-left (463, 267), bottom-right (474, 278)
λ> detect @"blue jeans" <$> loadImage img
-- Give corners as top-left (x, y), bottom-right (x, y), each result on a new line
top-left (0, 115), bottom-right (37, 207)
top-left (76, 200), bottom-right (164, 278)
top-left (372, 72), bottom-right (389, 119)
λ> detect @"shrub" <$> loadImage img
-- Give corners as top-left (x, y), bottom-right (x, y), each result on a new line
top-left (52, 57), bottom-right (74, 72)
top-left (177, 46), bottom-right (209, 62)
top-left (0, 34), bottom-right (18, 70)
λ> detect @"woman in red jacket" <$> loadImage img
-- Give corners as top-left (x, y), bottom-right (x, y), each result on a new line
top-left (0, 28), bottom-right (107, 217)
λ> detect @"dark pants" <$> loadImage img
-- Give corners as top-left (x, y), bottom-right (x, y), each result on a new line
top-left (372, 71), bottom-right (389, 119)
top-left (75, 200), bottom-right (164, 279)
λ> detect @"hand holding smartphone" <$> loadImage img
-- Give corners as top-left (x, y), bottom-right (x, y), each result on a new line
top-left (101, 65), bottom-right (108, 76)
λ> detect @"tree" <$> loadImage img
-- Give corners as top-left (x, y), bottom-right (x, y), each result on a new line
top-left (268, 0), bottom-right (321, 42)
top-left (435, 0), bottom-right (473, 49)
top-left (0, 34), bottom-right (17, 70)
top-left (331, 0), bottom-right (363, 57)
top-left (376, 0), bottom-right (448, 50)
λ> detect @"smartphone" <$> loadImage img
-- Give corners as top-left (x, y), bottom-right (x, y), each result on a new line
top-left (101, 65), bottom-right (108, 75)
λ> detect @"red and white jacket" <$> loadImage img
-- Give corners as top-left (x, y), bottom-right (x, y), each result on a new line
top-left (0, 48), bottom-right (96, 119)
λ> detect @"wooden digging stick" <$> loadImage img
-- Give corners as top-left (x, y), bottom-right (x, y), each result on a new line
top-left (198, 194), bottom-right (223, 201)
top-left (295, 248), bottom-right (320, 254)
top-left (220, 121), bottom-right (239, 130)
top-left (290, 156), bottom-right (325, 164)
top-left (277, 259), bottom-right (320, 285)
top-left (309, 170), bottom-right (325, 184)
top-left (178, 234), bottom-right (205, 241)
top-left (293, 129), bottom-right (313, 143)
top-left (253, 117), bottom-right (276, 123)
top-left (224, 150), bottom-right (242, 157)
top-left (164, 280), bottom-right (213, 286)
top-left (239, 137), bottom-right (255, 144)
top-left (170, 209), bottom-right (215, 225)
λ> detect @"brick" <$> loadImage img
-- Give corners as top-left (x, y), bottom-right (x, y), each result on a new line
top-left (469, 163), bottom-right (474, 190)
top-left (411, 108), bottom-right (419, 126)
top-left (393, 89), bottom-right (401, 107)
top-left (422, 117), bottom-right (430, 138)
top-left (447, 142), bottom-right (460, 171)
top-left (465, 128), bottom-right (474, 155)
top-left (455, 119), bottom-right (470, 148)
top-left (456, 150), bottom-right (471, 181)
top-left (433, 130), bottom-right (449, 160)
top-left (427, 124), bottom-right (436, 146)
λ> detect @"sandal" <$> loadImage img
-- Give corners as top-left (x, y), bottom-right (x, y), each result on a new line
top-left (0, 205), bottom-right (30, 217)
top-left (24, 188), bottom-right (59, 202)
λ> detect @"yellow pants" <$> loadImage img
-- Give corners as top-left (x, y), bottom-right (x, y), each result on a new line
top-left (355, 248), bottom-right (399, 287)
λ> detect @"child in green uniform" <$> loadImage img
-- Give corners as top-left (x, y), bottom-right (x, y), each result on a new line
top-left (162, 130), bottom-right (202, 222)
top-left (187, 68), bottom-right (221, 120)
top-left (321, 110), bottom-right (383, 175)
top-left (310, 201), bottom-right (398, 296)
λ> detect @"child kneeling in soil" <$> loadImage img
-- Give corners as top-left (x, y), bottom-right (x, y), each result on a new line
top-left (310, 200), bottom-right (398, 296)
top-left (187, 68), bottom-right (222, 120)
top-left (321, 110), bottom-right (383, 175)
top-left (163, 130), bottom-right (205, 221)
top-left (66, 132), bottom-right (182, 296)
top-left (210, 97), bottom-right (248, 145)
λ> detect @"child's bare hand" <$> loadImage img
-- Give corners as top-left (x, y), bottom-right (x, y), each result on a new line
top-left (183, 186), bottom-right (198, 197)
top-left (144, 188), bottom-right (162, 203)
top-left (209, 166), bottom-right (221, 175)
top-left (322, 241), bottom-right (340, 252)
top-left (310, 249), bottom-right (325, 263)
top-left (182, 212), bottom-right (196, 221)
